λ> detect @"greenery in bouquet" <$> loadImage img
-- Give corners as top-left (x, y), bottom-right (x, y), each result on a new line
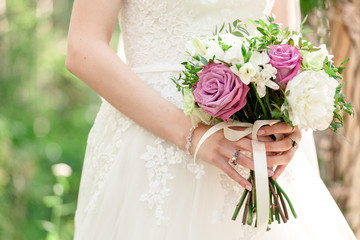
top-left (172, 15), bottom-right (354, 229)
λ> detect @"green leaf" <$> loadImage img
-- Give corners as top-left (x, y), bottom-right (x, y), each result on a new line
top-left (301, 15), bottom-right (309, 26)
top-left (258, 19), bottom-right (266, 27)
top-left (257, 27), bottom-right (268, 36)
top-left (219, 23), bottom-right (225, 33)
top-left (244, 50), bottom-right (252, 63)
top-left (199, 55), bottom-right (209, 66)
top-left (232, 31), bottom-right (244, 37)
top-left (271, 29), bottom-right (280, 36)
top-left (286, 38), bottom-right (294, 46)
top-left (241, 44), bottom-right (247, 58)
top-left (301, 29), bottom-right (313, 35)
top-left (237, 26), bottom-right (250, 36)
top-left (340, 58), bottom-right (349, 66)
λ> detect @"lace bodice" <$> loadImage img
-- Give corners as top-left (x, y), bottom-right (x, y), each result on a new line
top-left (119, 0), bottom-right (275, 69)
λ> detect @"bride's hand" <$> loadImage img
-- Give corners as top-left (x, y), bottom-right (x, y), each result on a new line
top-left (256, 122), bottom-right (302, 180)
top-left (189, 122), bottom-right (301, 190)
top-left (189, 124), bottom-right (276, 191)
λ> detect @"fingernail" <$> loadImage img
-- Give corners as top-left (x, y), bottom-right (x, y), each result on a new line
top-left (245, 184), bottom-right (252, 191)
top-left (267, 169), bottom-right (274, 177)
top-left (273, 173), bottom-right (279, 181)
top-left (258, 130), bottom-right (265, 135)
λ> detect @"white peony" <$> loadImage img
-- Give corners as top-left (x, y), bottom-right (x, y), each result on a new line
top-left (284, 70), bottom-right (338, 131)
top-left (301, 44), bottom-right (333, 71)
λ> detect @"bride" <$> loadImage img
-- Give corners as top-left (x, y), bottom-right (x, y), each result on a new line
top-left (66, 0), bottom-right (357, 239)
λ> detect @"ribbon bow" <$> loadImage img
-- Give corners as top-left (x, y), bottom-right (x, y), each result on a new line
top-left (193, 119), bottom-right (280, 231)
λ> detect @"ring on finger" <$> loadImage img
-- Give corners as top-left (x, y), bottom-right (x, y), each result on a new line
top-left (229, 150), bottom-right (240, 166)
top-left (289, 137), bottom-right (297, 148)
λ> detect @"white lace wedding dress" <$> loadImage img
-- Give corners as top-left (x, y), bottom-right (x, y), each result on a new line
top-left (73, 0), bottom-right (357, 239)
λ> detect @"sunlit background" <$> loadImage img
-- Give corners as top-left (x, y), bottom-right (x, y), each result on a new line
top-left (0, 0), bottom-right (359, 239)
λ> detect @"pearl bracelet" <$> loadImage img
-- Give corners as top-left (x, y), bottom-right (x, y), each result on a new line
top-left (185, 126), bottom-right (197, 155)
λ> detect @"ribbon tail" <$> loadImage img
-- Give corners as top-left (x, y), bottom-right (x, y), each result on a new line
top-left (252, 140), bottom-right (269, 231)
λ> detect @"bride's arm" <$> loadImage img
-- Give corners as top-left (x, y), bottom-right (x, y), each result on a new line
top-left (66, 0), bottom-right (300, 188)
top-left (66, 0), bottom-right (192, 150)
top-left (272, 0), bottom-right (301, 31)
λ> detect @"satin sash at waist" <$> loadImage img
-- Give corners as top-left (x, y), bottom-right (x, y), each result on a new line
top-left (131, 64), bottom-right (184, 73)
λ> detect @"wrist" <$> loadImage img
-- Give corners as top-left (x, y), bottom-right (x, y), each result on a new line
top-left (171, 115), bottom-right (193, 151)
top-left (185, 126), bottom-right (197, 154)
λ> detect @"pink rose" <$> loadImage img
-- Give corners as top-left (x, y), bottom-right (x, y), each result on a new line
top-left (269, 44), bottom-right (302, 88)
top-left (193, 62), bottom-right (249, 121)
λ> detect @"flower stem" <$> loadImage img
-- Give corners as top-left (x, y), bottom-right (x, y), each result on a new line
top-left (269, 180), bottom-right (287, 223)
top-left (278, 189), bottom-right (289, 220)
top-left (242, 190), bottom-right (252, 225)
top-left (270, 178), bottom-right (297, 218)
top-left (232, 189), bottom-right (249, 220)
top-left (251, 82), bottom-right (269, 119)
top-left (269, 188), bottom-right (274, 224)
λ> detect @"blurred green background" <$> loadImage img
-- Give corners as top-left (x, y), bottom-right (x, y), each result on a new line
top-left (0, 0), bottom-right (354, 239)
top-left (0, 0), bottom-right (119, 239)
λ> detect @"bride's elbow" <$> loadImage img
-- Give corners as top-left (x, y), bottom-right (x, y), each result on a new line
top-left (65, 40), bottom-right (82, 74)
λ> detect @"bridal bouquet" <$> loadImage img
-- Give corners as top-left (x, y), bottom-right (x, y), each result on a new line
top-left (172, 16), bottom-right (353, 230)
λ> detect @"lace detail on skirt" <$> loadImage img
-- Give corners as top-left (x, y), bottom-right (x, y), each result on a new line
top-left (140, 138), bottom-right (187, 224)
top-left (82, 102), bottom-right (134, 213)
top-left (140, 137), bottom-right (207, 225)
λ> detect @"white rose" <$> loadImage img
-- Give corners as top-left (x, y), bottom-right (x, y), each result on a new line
top-left (284, 70), bottom-right (337, 131)
top-left (182, 88), bottom-right (195, 115)
top-left (301, 44), bottom-right (332, 71)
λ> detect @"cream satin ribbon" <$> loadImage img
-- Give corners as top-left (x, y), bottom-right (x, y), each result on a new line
top-left (193, 119), bottom-right (280, 231)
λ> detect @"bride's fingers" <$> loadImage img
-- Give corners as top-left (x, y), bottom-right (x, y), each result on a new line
top-left (266, 144), bottom-right (298, 166)
top-left (218, 144), bottom-right (255, 170)
top-left (215, 158), bottom-right (252, 191)
top-left (235, 153), bottom-right (274, 177)
top-left (218, 145), bottom-right (274, 177)
top-left (236, 153), bottom-right (254, 170)
top-left (245, 135), bottom-right (274, 142)
top-left (264, 138), bottom-right (293, 152)
top-left (258, 123), bottom-right (295, 136)
top-left (263, 127), bottom-right (302, 152)
top-left (234, 138), bottom-right (252, 152)
top-left (272, 164), bottom-right (288, 180)
top-left (234, 137), bottom-right (280, 152)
